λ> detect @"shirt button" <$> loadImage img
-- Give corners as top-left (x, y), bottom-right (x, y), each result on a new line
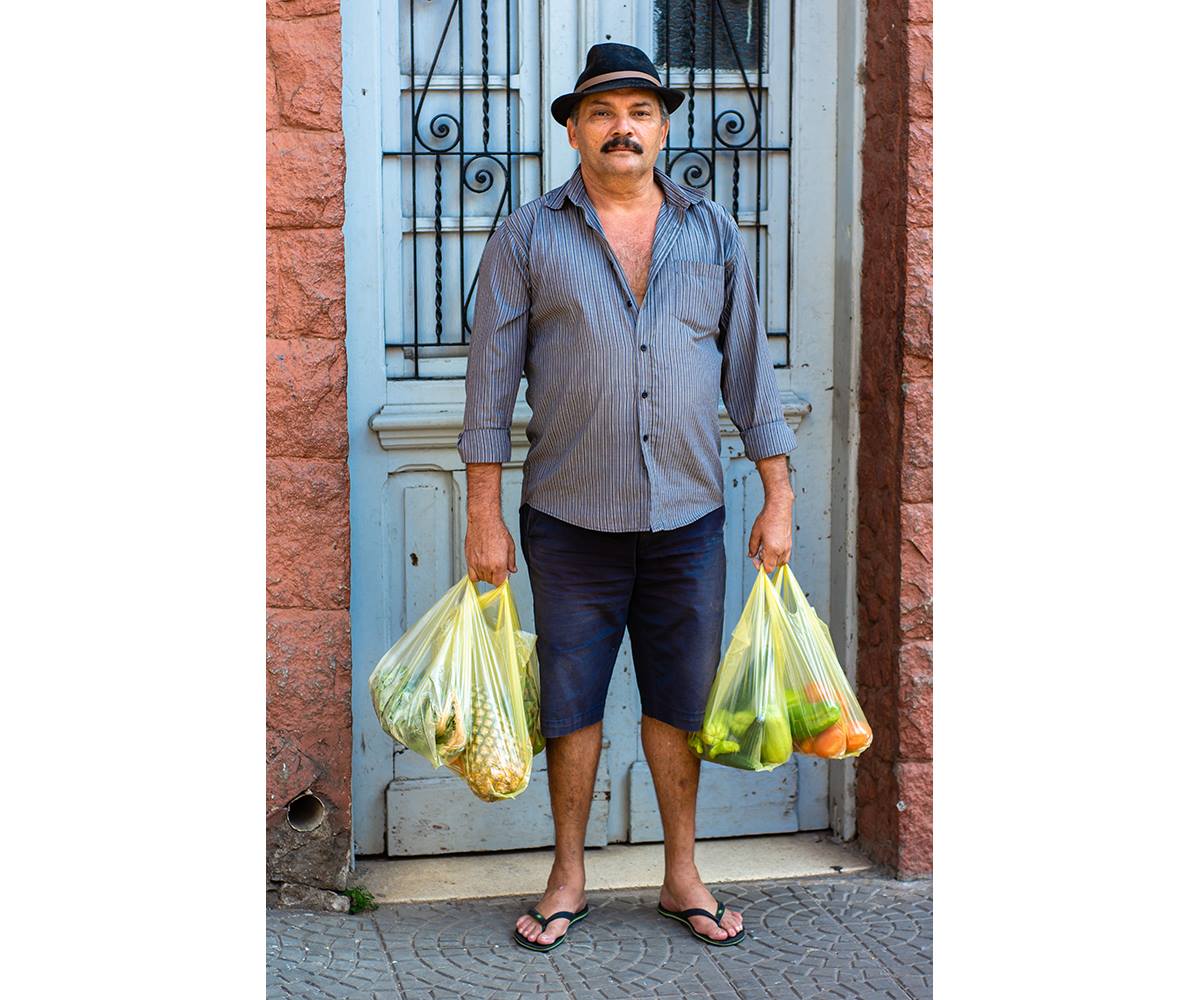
top-left (640, 344), bottom-right (647, 351)
top-left (626, 298), bottom-right (633, 307)
top-left (641, 390), bottom-right (648, 398)
top-left (642, 434), bottom-right (649, 442)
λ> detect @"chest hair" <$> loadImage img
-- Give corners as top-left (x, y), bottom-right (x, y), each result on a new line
top-left (597, 203), bottom-right (661, 305)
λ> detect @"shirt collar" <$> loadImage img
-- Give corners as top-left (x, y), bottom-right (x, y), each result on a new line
top-left (545, 162), bottom-right (704, 213)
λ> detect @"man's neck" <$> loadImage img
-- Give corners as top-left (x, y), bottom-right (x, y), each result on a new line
top-left (579, 162), bottom-right (662, 214)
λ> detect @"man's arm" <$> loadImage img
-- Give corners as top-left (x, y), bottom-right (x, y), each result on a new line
top-left (465, 462), bottom-right (504, 522)
top-left (457, 221), bottom-right (531, 473)
top-left (457, 222), bottom-right (530, 584)
top-left (717, 209), bottom-right (797, 572)
top-left (755, 454), bottom-right (794, 504)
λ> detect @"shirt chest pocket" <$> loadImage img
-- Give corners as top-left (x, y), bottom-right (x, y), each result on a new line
top-left (669, 259), bottom-right (726, 335)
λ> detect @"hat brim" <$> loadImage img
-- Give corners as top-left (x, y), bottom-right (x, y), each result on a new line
top-left (551, 77), bottom-right (686, 126)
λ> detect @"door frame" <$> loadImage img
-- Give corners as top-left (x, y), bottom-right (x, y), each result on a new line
top-left (827, 0), bottom-right (867, 844)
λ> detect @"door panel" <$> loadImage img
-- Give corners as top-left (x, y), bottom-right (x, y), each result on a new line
top-left (347, 0), bottom-right (842, 857)
top-left (628, 759), bottom-right (800, 843)
top-left (386, 750), bottom-right (611, 856)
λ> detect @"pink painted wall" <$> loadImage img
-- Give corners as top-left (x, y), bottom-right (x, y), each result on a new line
top-left (855, 0), bottom-right (933, 878)
top-left (265, 0), bottom-right (353, 890)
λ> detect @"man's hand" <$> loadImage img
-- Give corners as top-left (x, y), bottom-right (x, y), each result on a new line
top-left (465, 513), bottom-right (518, 587)
top-left (463, 462), bottom-right (516, 586)
top-left (746, 453), bottom-right (794, 574)
top-left (747, 496), bottom-right (793, 574)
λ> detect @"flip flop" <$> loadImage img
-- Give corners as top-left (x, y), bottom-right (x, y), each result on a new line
top-left (512, 903), bottom-right (590, 952)
top-left (656, 899), bottom-right (746, 946)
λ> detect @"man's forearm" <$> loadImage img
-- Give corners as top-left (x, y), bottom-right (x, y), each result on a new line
top-left (466, 462), bottom-right (505, 523)
top-left (755, 454), bottom-right (795, 506)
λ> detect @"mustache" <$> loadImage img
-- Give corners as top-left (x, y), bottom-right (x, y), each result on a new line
top-left (602, 137), bottom-right (643, 153)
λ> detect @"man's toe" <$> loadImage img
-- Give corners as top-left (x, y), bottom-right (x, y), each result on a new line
top-left (540, 919), bottom-right (567, 944)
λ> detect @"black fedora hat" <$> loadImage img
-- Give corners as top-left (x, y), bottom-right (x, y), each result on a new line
top-left (550, 42), bottom-right (685, 127)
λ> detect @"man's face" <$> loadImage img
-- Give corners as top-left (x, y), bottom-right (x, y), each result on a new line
top-left (566, 88), bottom-right (669, 181)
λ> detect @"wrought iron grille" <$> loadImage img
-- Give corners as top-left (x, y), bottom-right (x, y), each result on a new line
top-left (383, 0), bottom-right (541, 380)
top-left (384, 0), bottom-right (788, 380)
top-left (656, 0), bottom-right (790, 368)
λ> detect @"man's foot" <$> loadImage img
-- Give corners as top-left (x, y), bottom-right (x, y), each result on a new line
top-left (659, 873), bottom-right (743, 941)
top-left (514, 870), bottom-right (588, 948)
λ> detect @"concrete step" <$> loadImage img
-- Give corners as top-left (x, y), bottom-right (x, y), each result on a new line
top-left (354, 831), bottom-right (874, 903)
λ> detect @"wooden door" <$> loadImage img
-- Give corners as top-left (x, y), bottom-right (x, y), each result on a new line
top-left (344, 0), bottom-right (843, 857)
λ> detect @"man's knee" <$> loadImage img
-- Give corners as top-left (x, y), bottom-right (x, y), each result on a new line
top-left (544, 720), bottom-right (600, 739)
top-left (640, 710), bottom-right (700, 736)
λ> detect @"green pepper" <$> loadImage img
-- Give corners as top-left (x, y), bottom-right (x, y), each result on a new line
top-left (787, 696), bottom-right (841, 741)
top-left (761, 709), bottom-right (792, 764)
top-left (730, 708), bottom-right (757, 735)
top-left (700, 709), bottom-right (733, 746)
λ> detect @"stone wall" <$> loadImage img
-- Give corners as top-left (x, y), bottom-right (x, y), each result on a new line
top-left (265, 0), bottom-right (353, 892)
top-left (854, 0), bottom-right (933, 877)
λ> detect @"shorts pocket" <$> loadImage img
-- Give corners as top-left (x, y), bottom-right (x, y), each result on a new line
top-left (520, 503), bottom-right (541, 542)
top-left (700, 503), bottom-right (726, 534)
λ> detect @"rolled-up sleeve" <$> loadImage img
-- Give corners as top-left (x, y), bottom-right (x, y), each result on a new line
top-left (717, 210), bottom-right (798, 462)
top-left (456, 221), bottom-right (530, 465)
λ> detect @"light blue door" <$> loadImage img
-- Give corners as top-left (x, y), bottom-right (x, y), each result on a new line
top-left (344, 0), bottom-right (846, 856)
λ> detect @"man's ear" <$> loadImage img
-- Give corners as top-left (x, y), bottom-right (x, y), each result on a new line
top-left (565, 118), bottom-right (578, 151)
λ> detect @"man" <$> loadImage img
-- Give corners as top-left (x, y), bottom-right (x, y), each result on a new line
top-left (456, 42), bottom-right (797, 952)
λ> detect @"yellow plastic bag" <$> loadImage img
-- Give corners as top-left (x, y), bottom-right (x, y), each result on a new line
top-left (772, 563), bottom-right (873, 759)
top-left (368, 574), bottom-right (543, 801)
top-left (687, 565), bottom-right (795, 771)
top-left (688, 564), bottom-right (872, 769)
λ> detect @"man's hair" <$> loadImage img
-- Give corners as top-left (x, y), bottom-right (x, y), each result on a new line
top-left (570, 93), bottom-right (669, 125)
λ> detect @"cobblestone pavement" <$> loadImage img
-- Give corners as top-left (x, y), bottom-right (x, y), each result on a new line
top-left (267, 873), bottom-right (931, 1000)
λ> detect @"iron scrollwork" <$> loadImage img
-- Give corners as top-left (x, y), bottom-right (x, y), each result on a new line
top-left (659, 0), bottom-right (789, 368)
top-left (385, 0), bottom-right (538, 379)
top-left (385, 0), bottom-right (787, 379)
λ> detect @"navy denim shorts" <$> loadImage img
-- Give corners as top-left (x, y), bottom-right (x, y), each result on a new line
top-left (518, 502), bottom-right (727, 738)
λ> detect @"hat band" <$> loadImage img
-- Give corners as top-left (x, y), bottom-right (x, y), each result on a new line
top-left (573, 69), bottom-right (663, 93)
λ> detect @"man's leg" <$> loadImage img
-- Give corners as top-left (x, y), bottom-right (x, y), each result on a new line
top-left (514, 720), bottom-right (603, 945)
top-left (514, 503), bottom-right (635, 945)
top-left (641, 715), bottom-right (743, 941)
top-left (626, 505), bottom-right (741, 940)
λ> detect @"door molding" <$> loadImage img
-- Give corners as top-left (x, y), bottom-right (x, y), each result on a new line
top-left (826, 0), bottom-right (868, 843)
top-left (368, 391), bottom-right (811, 453)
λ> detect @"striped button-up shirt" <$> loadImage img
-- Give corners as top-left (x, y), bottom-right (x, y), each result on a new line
top-left (456, 162), bottom-right (797, 532)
